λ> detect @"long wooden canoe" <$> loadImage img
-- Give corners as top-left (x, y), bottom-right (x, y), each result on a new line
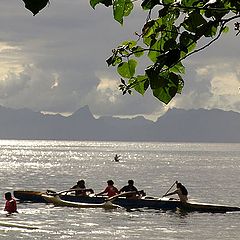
top-left (14, 190), bottom-right (240, 213)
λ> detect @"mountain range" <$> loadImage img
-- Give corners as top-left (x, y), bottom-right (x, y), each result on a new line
top-left (0, 105), bottom-right (240, 142)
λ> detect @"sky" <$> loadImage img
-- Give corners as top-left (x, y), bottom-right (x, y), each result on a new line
top-left (0, 1), bottom-right (239, 121)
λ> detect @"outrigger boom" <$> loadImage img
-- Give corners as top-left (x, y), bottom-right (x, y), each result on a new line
top-left (13, 190), bottom-right (240, 213)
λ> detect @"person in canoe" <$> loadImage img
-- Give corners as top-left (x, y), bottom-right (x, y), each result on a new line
top-left (70, 179), bottom-right (94, 196)
top-left (4, 192), bottom-right (18, 214)
top-left (119, 180), bottom-right (143, 199)
top-left (162, 181), bottom-right (188, 202)
top-left (96, 180), bottom-right (119, 198)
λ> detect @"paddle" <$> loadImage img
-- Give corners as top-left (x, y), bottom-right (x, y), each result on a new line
top-left (46, 189), bottom-right (76, 196)
top-left (106, 191), bottom-right (137, 202)
top-left (161, 181), bottom-right (177, 198)
top-left (46, 188), bottom-right (94, 196)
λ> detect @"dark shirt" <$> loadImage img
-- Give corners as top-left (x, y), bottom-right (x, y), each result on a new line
top-left (71, 185), bottom-right (87, 196)
top-left (120, 185), bottom-right (138, 193)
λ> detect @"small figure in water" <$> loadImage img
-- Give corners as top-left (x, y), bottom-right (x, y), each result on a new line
top-left (163, 181), bottom-right (188, 202)
top-left (4, 192), bottom-right (18, 214)
top-left (114, 154), bottom-right (120, 162)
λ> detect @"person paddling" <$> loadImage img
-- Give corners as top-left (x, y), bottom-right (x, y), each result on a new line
top-left (70, 180), bottom-right (94, 196)
top-left (4, 192), bottom-right (18, 214)
top-left (162, 181), bottom-right (188, 202)
top-left (119, 180), bottom-right (142, 199)
top-left (96, 180), bottom-right (119, 198)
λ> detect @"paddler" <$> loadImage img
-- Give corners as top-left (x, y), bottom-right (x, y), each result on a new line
top-left (162, 181), bottom-right (188, 202)
top-left (70, 180), bottom-right (94, 196)
top-left (119, 180), bottom-right (144, 199)
top-left (96, 180), bottom-right (119, 197)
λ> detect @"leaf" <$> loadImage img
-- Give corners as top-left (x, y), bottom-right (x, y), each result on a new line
top-left (152, 72), bottom-right (183, 104)
top-left (181, 0), bottom-right (197, 7)
top-left (183, 12), bottom-right (207, 33)
top-left (130, 75), bottom-right (149, 95)
top-left (117, 59), bottom-right (138, 78)
top-left (222, 26), bottom-right (229, 33)
top-left (179, 31), bottom-right (196, 53)
top-left (132, 46), bottom-right (144, 57)
top-left (141, 0), bottom-right (160, 10)
top-left (90, 0), bottom-right (113, 8)
top-left (142, 20), bottom-right (158, 38)
top-left (146, 67), bottom-right (183, 104)
top-left (22, 0), bottom-right (49, 16)
top-left (90, 0), bottom-right (103, 8)
top-left (162, 0), bottom-right (175, 4)
top-left (113, 0), bottom-right (133, 25)
top-left (196, 21), bottom-right (218, 38)
top-left (121, 40), bottom-right (137, 48)
top-left (164, 49), bottom-right (181, 67)
top-left (148, 40), bottom-right (163, 63)
top-left (158, 6), bottom-right (170, 18)
top-left (106, 55), bottom-right (122, 66)
top-left (169, 62), bottom-right (185, 74)
top-left (163, 39), bottom-right (177, 51)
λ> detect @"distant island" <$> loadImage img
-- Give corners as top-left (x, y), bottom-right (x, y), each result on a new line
top-left (0, 105), bottom-right (240, 143)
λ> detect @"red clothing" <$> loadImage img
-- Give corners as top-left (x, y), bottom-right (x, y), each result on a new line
top-left (103, 186), bottom-right (119, 197)
top-left (4, 198), bottom-right (17, 214)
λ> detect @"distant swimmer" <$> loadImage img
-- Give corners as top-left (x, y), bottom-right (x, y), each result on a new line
top-left (4, 192), bottom-right (18, 214)
top-left (114, 154), bottom-right (121, 162)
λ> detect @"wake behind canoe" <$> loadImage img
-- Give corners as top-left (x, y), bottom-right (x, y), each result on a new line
top-left (0, 221), bottom-right (39, 229)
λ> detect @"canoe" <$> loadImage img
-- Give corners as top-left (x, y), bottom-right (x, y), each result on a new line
top-left (13, 190), bottom-right (240, 213)
top-left (42, 194), bottom-right (119, 209)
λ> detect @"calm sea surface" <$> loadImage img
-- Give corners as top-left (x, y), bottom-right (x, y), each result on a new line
top-left (0, 140), bottom-right (239, 239)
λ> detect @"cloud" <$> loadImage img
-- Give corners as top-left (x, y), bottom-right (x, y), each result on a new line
top-left (96, 74), bottom-right (119, 103)
top-left (168, 62), bottom-right (240, 113)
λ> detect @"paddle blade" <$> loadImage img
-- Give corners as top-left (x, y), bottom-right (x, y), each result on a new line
top-left (103, 201), bottom-right (120, 209)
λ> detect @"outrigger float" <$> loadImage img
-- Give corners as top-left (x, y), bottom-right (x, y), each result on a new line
top-left (13, 190), bottom-right (240, 213)
top-left (42, 194), bottom-right (119, 209)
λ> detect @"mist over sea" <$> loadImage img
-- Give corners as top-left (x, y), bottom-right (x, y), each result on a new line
top-left (0, 140), bottom-right (239, 239)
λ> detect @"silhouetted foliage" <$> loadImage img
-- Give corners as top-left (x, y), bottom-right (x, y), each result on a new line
top-left (22, 0), bottom-right (240, 104)
top-left (22, 0), bottom-right (49, 16)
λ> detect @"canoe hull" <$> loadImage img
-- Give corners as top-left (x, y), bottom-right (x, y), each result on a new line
top-left (14, 190), bottom-right (240, 213)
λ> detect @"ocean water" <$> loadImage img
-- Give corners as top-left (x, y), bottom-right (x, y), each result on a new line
top-left (0, 140), bottom-right (239, 239)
